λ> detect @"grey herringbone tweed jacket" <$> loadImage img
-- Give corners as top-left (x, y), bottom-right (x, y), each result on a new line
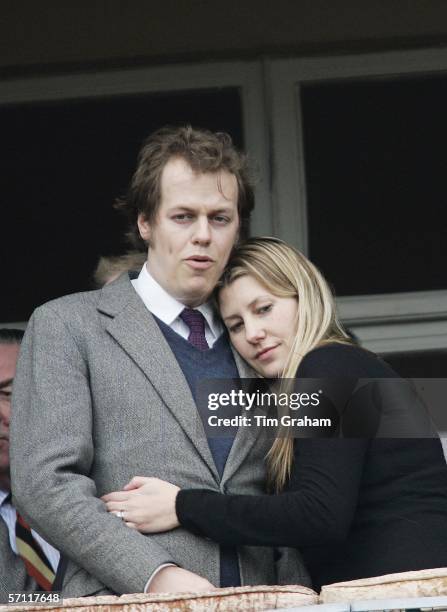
top-left (0, 515), bottom-right (38, 603)
top-left (10, 274), bottom-right (309, 598)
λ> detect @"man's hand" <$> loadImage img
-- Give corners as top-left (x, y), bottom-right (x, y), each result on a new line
top-left (148, 566), bottom-right (215, 593)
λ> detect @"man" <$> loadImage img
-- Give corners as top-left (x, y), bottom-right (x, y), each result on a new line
top-left (0, 329), bottom-right (59, 603)
top-left (11, 126), bottom-right (307, 597)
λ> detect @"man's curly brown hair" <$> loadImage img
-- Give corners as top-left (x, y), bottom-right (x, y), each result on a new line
top-left (115, 125), bottom-right (255, 250)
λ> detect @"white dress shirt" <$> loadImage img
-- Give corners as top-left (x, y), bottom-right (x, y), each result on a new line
top-left (131, 263), bottom-right (224, 590)
top-left (131, 262), bottom-right (224, 346)
top-left (0, 488), bottom-right (60, 573)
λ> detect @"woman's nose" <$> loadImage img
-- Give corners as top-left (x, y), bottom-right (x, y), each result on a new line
top-left (245, 322), bottom-right (266, 344)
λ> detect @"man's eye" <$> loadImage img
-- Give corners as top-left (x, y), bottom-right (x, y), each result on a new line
top-left (212, 215), bottom-right (230, 224)
top-left (173, 214), bottom-right (193, 222)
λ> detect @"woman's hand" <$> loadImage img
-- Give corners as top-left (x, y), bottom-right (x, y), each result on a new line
top-left (101, 476), bottom-right (180, 533)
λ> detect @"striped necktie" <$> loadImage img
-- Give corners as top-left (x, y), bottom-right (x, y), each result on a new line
top-left (15, 513), bottom-right (55, 591)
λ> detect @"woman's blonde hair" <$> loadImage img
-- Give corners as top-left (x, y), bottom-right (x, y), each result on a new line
top-left (218, 237), bottom-right (351, 491)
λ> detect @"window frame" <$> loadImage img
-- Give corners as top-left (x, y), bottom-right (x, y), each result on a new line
top-left (0, 60), bottom-right (271, 328)
top-left (267, 48), bottom-right (447, 352)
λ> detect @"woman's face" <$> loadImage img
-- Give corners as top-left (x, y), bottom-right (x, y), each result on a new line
top-left (219, 275), bottom-right (298, 377)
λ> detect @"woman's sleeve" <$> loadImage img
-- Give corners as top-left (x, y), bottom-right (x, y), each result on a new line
top-left (177, 437), bottom-right (368, 547)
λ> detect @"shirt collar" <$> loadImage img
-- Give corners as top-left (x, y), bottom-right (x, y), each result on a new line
top-left (0, 489), bottom-right (11, 507)
top-left (133, 263), bottom-right (223, 338)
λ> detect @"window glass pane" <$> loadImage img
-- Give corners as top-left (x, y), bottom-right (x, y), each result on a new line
top-left (1, 88), bottom-right (243, 321)
top-left (301, 74), bottom-right (447, 296)
top-left (383, 349), bottom-right (447, 378)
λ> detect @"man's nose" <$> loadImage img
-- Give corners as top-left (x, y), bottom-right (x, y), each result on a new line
top-left (192, 217), bottom-right (212, 245)
top-left (0, 402), bottom-right (11, 429)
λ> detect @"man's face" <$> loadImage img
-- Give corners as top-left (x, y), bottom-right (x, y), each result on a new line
top-left (0, 343), bottom-right (20, 491)
top-left (138, 157), bottom-right (239, 307)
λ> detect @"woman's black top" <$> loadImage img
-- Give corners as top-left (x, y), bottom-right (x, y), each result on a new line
top-left (176, 344), bottom-right (447, 590)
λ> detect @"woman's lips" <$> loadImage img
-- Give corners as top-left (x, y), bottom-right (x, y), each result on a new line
top-left (256, 345), bottom-right (278, 361)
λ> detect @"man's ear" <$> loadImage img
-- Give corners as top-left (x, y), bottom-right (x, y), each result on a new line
top-left (137, 213), bottom-right (151, 243)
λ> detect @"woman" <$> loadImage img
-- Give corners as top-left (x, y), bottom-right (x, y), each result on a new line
top-left (103, 237), bottom-right (447, 590)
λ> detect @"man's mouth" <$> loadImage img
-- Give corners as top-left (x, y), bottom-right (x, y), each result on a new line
top-left (185, 256), bottom-right (214, 270)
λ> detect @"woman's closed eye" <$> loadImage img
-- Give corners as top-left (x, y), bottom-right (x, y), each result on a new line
top-left (256, 304), bottom-right (273, 315)
top-left (228, 320), bottom-right (244, 334)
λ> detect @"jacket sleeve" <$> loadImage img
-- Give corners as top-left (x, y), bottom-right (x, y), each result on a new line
top-left (10, 305), bottom-right (176, 594)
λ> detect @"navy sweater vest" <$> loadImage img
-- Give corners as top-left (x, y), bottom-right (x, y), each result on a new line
top-left (154, 317), bottom-right (241, 587)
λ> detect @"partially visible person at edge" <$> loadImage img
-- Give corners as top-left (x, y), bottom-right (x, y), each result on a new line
top-left (92, 251), bottom-right (147, 288)
top-left (10, 128), bottom-right (307, 599)
top-left (0, 329), bottom-right (59, 603)
top-left (104, 237), bottom-right (447, 592)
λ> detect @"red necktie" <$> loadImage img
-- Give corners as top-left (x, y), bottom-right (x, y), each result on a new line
top-left (180, 308), bottom-right (210, 351)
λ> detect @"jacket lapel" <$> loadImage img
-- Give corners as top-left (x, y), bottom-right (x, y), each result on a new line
top-left (221, 349), bottom-right (266, 484)
top-left (97, 275), bottom-right (219, 482)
